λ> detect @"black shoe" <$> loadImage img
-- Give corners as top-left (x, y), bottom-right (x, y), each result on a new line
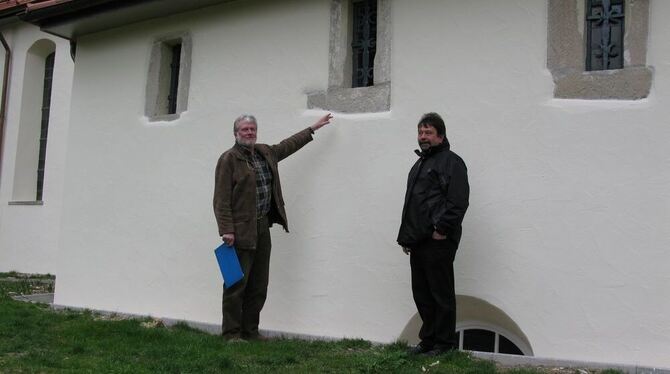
top-left (424, 344), bottom-right (457, 356)
top-left (408, 343), bottom-right (434, 355)
top-left (243, 333), bottom-right (271, 342)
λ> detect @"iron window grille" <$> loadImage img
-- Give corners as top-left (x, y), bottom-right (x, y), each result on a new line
top-left (36, 52), bottom-right (55, 201)
top-left (456, 328), bottom-right (524, 355)
top-left (586, 0), bottom-right (625, 71)
top-left (351, 0), bottom-right (377, 88)
top-left (167, 43), bottom-right (182, 114)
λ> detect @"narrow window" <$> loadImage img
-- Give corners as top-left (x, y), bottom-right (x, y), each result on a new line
top-left (167, 43), bottom-right (181, 114)
top-left (145, 33), bottom-right (191, 120)
top-left (36, 52), bottom-right (55, 201)
top-left (586, 0), bottom-right (624, 71)
top-left (351, 0), bottom-right (377, 87)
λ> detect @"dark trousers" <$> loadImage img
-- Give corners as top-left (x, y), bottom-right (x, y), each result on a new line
top-left (410, 239), bottom-right (458, 349)
top-left (222, 215), bottom-right (272, 339)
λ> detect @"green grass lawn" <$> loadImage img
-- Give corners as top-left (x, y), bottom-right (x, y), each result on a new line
top-left (0, 273), bottom-right (615, 373)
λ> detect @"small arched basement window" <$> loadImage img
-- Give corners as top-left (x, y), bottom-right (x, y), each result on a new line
top-left (398, 295), bottom-right (534, 356)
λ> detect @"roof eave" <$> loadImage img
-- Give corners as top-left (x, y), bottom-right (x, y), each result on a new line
top-left (20, 0), bottom-right (237, 39)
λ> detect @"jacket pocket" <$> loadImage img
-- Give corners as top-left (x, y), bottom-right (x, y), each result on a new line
top-left (233, 217), bottom-right (255, 249)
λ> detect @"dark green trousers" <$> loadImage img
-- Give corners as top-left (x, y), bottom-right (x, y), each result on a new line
top-left (222, 215), bottom-right (272, 339)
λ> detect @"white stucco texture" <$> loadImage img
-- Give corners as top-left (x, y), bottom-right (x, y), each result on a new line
top-left (39, 0), bottom-right (670, 369)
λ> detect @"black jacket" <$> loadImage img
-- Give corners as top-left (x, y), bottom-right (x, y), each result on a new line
top-left (397, 141), bottom-right (470, 248)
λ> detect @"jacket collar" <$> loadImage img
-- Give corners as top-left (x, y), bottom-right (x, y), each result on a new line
top-left (414, 139), bottom-right (450, 158)
top-left (234, 141), bottom-right (252, 153)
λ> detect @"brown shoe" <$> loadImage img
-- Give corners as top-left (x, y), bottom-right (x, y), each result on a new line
top-left (222, 334), bottom-right (247, 343)
top-left (226, 337), bottom-right (248, 343)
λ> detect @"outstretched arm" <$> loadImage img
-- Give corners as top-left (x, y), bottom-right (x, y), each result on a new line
top-left (272, 113), bottom-right (335, 161)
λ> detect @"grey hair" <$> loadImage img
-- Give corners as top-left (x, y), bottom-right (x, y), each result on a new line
top-left (233, 114), bottom-right (257, 134)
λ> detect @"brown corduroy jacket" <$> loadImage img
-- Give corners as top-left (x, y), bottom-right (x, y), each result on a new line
top-left (213, 128), bottom-right (314, 249)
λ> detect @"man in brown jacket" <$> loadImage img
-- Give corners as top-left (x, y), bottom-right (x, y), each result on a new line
top-left (213, 113), bottom-right (332, 341)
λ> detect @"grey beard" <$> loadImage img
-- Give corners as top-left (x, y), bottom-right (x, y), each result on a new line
top-left (236, 138), bottom-right (256, 147)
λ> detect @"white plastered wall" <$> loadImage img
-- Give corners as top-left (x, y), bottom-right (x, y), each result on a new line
top-left (53, 0), bottom-right (670, 368)
top-left (0, 22), bottom-right (74, 274)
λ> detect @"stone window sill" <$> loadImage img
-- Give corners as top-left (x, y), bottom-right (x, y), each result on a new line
top-left (307, 82), bottom-right (391, 113)
top-left (8, 201), bottom-right (43, 205)
top-left (146, 113), bottom-right (182, 122)
top-left (552, 65), bottom-right (653, 100)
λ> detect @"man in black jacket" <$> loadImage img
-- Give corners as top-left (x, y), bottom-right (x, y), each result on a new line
top-left (397, 112), bottom-right (470, 355)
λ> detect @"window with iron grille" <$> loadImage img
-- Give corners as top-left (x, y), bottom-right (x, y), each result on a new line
top-left (586, 0), bottom-right (625, 71)
top-left (351, 0), bottom-right (377, 87)
top-left (36, 52), bottom-right (55, 201)
top-left (547, 0), bottom-right (651, 100)
top-left (306, 0), bottom-right (390, 113)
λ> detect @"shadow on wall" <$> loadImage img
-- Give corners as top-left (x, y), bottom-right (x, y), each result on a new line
top-left (398, 295), bottom-right (533, 355)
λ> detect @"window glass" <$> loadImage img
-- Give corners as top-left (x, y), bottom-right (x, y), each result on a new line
top-left (463, 329), bottom-right (495, 353)
top-left (498, 335), bottom-right (524, 355)
top-left (167, 43), bottom-right (181, 114)
top-left (351, 0), bottom-right (377, 87)
top-left (586, 0), bottom-right (624, 70)
top-left (37, 52), bottom-right (55, 201)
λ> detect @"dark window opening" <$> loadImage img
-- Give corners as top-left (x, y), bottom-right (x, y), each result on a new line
top-left (463, 329), bottom-right (495, 353)
top-left (499, 335), bottom-right (524, 355)
top-left (586, 0), bottom-right (624, 71)
top-left (167, 43), bottom-right (181, 114)
top-left (351, 0), bottom-right (377, 87)
top-left (36, 52), bottom-right (54, 201)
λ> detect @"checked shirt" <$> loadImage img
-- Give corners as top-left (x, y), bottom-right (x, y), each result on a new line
top-left (251, 152), bottom-right (273, 217)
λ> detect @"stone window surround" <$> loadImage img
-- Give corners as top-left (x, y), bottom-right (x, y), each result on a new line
top-left (145, 32), bottom-right (192, 121)
top-left (547, 0), bottom-right (652, 100)
top-left (307, 0), bottom-right (391, 113)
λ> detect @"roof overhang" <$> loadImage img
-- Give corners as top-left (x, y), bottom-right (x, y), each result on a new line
top-left (21, 0), bottom-right (236, 39)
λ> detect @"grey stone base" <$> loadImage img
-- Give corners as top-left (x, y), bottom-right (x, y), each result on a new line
top-left (472, 351), bottom-right (670, 374)
top-left (11, 293), bottom-right (54, 304)
top-left (47, 304), bottom-right (670, 373)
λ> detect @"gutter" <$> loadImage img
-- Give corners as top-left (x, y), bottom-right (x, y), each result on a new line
top-left (0, 32), bottom-right (11, 185)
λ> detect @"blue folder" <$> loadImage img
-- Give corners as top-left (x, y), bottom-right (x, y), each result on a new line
top-left (214, 243), bottom-right (244, 288)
